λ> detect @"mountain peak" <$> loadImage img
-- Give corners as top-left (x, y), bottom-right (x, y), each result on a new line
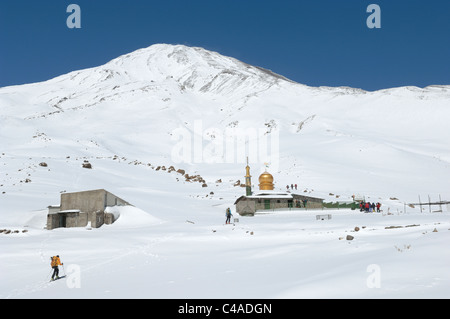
top-left (101, 43), bottom-right (294, 94)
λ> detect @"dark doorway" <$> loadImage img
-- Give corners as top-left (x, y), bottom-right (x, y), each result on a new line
top-left (58, 214), bottom-right (66, 227)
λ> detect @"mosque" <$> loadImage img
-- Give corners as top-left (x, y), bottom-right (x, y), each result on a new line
top-left (234, 161), bottom-right (323, 216)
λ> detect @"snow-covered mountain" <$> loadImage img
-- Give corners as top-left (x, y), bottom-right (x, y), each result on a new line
top-left (1, 43), bottom-right (449, 210)
top-left (1, 44), bottom-right (450, 299)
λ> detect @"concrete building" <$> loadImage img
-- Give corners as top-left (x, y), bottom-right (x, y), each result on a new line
top-left (234, 164), bottom-right (323, 215)
top-left (235, 191), bottom-right (324, 215)
top-left (47, 189), bottom-right (130, 230)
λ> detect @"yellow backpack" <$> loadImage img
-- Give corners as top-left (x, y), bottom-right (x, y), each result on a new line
top-left (50, 256), bottom-right (59, 267)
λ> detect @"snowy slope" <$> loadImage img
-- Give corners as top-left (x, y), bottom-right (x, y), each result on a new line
top-left (0, 44), bottom-right (449, 299)
top-left (1, 44), bottom-right (449, 204)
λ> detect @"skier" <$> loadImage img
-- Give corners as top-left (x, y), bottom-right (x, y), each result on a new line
top-left (225, 207), bottom-right (233, 224)
top-left (50, 255), bottom-right (63, 281)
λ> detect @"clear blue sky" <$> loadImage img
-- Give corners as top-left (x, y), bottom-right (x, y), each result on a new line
top-left (0, 0), bottom-right (449, 91)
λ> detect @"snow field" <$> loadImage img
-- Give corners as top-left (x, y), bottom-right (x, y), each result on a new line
top-left (1, 204), bottom-right (449, 299)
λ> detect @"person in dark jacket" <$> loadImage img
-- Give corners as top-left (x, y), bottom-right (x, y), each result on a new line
top-left (225, 208), bottom-right (233, 224)
top-left (376, 202), bottom-right (381, 212)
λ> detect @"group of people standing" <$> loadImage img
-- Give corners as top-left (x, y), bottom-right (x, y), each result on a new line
top-left (359, 201), bottom-right (381, 213)
top-left (286, 184), bottom-right (297, 191)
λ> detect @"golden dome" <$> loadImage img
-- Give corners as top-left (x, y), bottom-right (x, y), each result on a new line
top-left (258, 171), bottom-right (274, 190)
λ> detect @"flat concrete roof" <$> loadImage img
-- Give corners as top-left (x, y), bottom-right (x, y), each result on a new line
top-left (49, 209), bottom-right (81, 215)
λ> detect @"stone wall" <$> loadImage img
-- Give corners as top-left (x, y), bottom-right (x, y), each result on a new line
top-left (235, 194), bottom-right (324, 215)
top-left (61, 189), bottom-right (107, 214)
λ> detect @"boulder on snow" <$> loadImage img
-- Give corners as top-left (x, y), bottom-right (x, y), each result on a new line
top-left (82, 160), bottom-right (92, 169)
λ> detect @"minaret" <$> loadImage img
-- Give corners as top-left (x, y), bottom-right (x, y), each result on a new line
top-left (245, 157), bottom-right (252, 196)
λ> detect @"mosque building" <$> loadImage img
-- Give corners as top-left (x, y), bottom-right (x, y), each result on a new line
top-left (234, 161), bottom-right (323, 216)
